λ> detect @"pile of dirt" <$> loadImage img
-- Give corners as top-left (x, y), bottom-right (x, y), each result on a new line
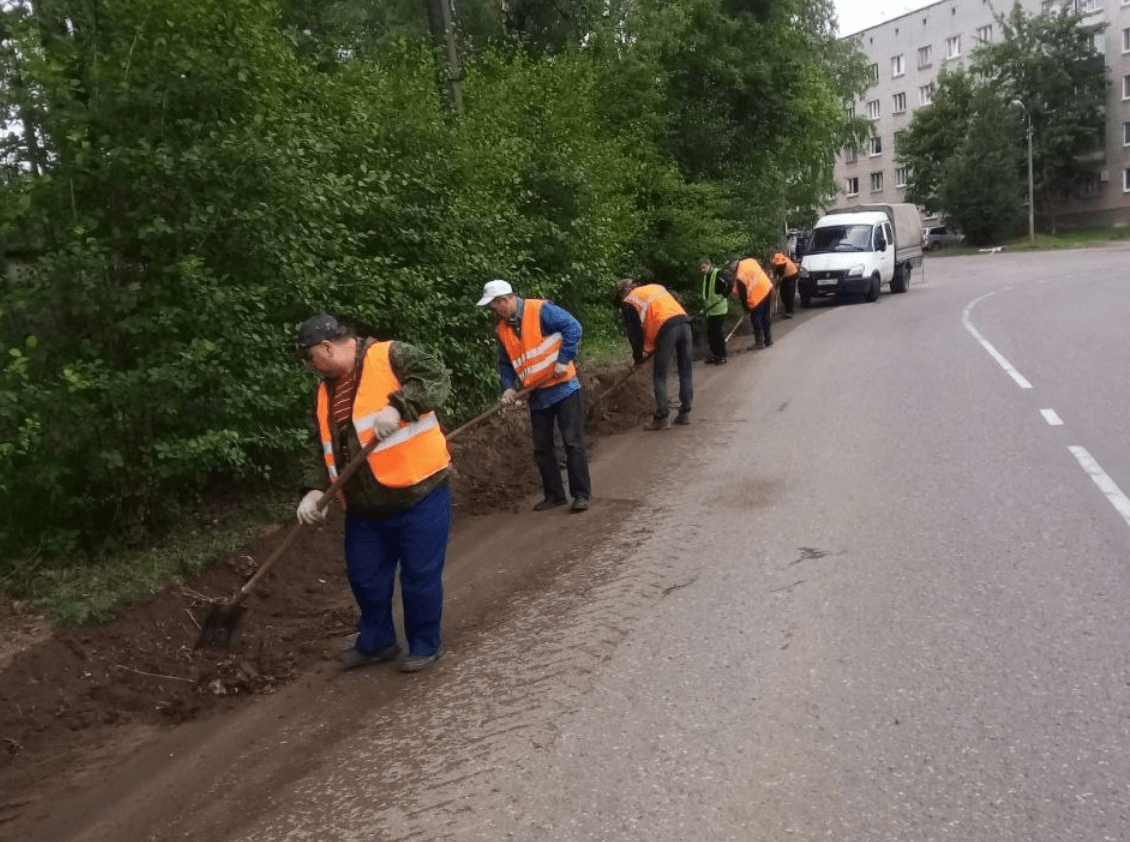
top-left (0, 361), bottom-right (655, 822)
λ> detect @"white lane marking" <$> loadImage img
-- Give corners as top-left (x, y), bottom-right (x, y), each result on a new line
top-left (1040, 409), bottom-right (1064, 426)
top-left (962, 293), bottom-right (1033, 389)
top-left (1069, 446), bottom-right (1130, 530)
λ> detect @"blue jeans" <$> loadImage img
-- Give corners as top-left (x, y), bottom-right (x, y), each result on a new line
top-left (750, 296), bottom-right (772, 345)
top-left (344, 482), bottom-right (450, 658)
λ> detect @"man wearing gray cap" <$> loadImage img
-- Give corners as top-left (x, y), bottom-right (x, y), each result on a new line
top-left (294, 314), bottom-right (453, 673)
top-left (476, 280), bottom-right (592, 512)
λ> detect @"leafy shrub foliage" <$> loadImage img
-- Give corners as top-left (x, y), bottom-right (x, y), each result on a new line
top-left (0, 0), bottom-right (865, 573)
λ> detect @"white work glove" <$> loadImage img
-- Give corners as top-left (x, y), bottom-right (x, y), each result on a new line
top-left (296, 489), bottom-right (326, 524)
top-left (553, 362), bottom-right (569, 376)
top-left (371, 406), bottom-right (401, 440)
top-left (501, 388), bottom-right (519, 405)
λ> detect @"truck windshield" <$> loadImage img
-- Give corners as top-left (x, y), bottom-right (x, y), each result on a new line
top-left (807, 224), bottom-right (873, 253)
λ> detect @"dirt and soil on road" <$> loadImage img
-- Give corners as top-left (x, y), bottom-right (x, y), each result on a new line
top-left (0, 356), bottom-right (666, 839)
top-left (0, 311), bottom-right (810, 841)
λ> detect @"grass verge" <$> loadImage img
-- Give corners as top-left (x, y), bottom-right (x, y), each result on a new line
top-left (4, 489), bottom-right (294, 626)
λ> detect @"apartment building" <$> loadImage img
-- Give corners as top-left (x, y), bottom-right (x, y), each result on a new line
top-left (836, 0), bottom-right (1130, 228)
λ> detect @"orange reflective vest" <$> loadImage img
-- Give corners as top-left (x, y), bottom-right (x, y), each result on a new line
top-left (315, 342), bottom-right (450, 492)
top-left (623, 284), bottom-right (688, 355)
top-left (496, 299), bottom-right (576, 390)
top-left (771, 252), bottom-right (799, 279)
top-left (735, 259), bottom-right (773, 310)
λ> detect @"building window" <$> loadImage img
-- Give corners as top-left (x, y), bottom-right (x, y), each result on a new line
top-left (1093, 32), bottom-right (1105, 55)
top-left (1077, 0), bottom-right (1098, 11)
top-left (869, 63), bottom-right (879, 83)
top-left (846, 176), bottom-right (859, 196)
top-left (867, 99), bottom-right (880, 119)
top-left (894, 129), bottom-right (905, 155)
top-left (1123, 121), bottom-right (1130, 145)
top-left (976, 25), bottom-right (993, 42)
top-left (893, 92), bottom-right (907, 113)
top-left (919, 83), bottom-right (935, 106)
top-left (1124, 167), bottom-right (1130, 192)
top-left (896, 166), bottom-right (908, 187)
top-left (870, 172), bottom-right (884, 193)
top-left (844, 145), bottom-right (858, 163)
top-left (946, 36), bottom-right (961, 59)
top-left (1122, 27), bottom-right (1129, 52)
top-left (846, 104), bottom-right (855, 119)
top-left (1078, 176), bottom-right (1099, 198)
top-left (870, 135), bottom-right (883, 156)
top-left (918, 45), bottom-right (932, 69)
top-left (1124, 74), bottom-right (1130, 99)
top-left (892, 54), bottom-right (905, 77)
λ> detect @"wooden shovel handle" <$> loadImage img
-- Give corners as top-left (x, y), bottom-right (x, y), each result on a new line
top-left (234, 434), bottom-right (379, 602)
top-left (445, 389), bottom-right (531, 441)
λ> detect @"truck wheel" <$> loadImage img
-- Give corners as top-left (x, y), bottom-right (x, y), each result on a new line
top-left (800, 292), bottom-right (811, 308)
top-left (891, 264), bottom-right (909, 294)
top-left (865, 273), bottom-right (880, 302)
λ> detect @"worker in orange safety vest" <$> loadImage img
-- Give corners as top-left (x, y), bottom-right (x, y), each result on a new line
top-left (295, 314), bottom-right (452, 674)
top-left (769, 250), bottom-right (800, 320)
top-left (615, 278), bottom-right (694, 431)
top-left (727, 255), bottom-right (775, 349)
top-left (476, 279), bottom-right (591, 513)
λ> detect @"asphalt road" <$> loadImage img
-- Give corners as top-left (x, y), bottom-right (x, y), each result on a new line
top-left (152, 244), bottom-right (1130, 842)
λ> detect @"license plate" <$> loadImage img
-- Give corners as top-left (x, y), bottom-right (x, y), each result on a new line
top-left (816, 278), bottom-right (837, 286)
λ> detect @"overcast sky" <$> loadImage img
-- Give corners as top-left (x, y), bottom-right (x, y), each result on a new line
top-left (834, 0), bottom-right (929, 35)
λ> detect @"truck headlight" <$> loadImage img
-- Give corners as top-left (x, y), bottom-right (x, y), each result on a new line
top-left (846, 264), bottom-right (865, 277)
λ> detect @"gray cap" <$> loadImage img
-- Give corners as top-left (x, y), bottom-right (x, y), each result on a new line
top-left (296, 314), bottom-right (349, 350)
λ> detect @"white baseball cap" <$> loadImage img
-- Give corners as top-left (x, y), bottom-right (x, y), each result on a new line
top-left (476, 279), bottom-right (513, 306)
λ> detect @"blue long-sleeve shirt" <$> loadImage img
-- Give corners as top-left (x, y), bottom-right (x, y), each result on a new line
top-left (496, 298), bottom-right (582, 411)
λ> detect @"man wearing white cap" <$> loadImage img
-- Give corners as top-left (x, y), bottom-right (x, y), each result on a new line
top-left (476, 280), bottom-right (591, 512)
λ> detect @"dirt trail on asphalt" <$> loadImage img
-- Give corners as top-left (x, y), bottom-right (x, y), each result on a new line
top-left (0, 313), bottom-right (811, 841)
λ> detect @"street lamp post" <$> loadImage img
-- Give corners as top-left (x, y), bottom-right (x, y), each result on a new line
top-left (1011, 99), bottom-right (1035, 244)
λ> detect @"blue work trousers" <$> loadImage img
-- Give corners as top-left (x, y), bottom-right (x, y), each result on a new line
top-left (749, 296), bottom-right (772, 345)
top-left (344, 482), bottom-right (450, 658)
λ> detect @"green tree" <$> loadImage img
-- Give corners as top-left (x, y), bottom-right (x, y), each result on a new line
top-left (0, 0), bottom-right (879, 576)
top-left (593, 0), bottom-right (871, 266)
top-left (971, 4), bottom-right (1107, 233)
top-left (936, 89), bottom-right (1025, 246)
top-left (896, 69), bottom-right (977, 214)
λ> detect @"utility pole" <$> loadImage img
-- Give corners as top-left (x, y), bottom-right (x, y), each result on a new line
top-left (424, 0), bottom-right (464, 115)
top-left (1010, 100), bottom-right (1035, 244)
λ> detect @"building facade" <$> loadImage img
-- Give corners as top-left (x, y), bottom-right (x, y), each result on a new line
top-left (836, 0), bottom-right (1130, 228)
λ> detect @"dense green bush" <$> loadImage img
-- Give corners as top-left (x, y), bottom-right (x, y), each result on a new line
top-left (0, 0), bottom-right (866, 575)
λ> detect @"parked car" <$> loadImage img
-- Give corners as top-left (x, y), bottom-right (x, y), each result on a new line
top-left (922, 225), bottom-right (963, 250)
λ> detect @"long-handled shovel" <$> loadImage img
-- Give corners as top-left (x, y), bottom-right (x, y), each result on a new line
top-left (195, 436), bottom-right (381, 649)
top-left (725, 314), bottom-right (747, 344)
top-left (195, 391), bottom-right (530, 650)
top-left (585, 355), bottom-right (650, 421)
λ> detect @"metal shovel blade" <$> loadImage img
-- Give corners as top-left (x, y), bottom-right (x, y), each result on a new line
top-left (195, 603), bottom-right (248, 650)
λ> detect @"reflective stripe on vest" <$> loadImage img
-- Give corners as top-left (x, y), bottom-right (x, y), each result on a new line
top-left (496, 299), bottom-right (576, 390)
top-left (736, 259), bottom-right (773, 309)
top-left (702, 267), bottom-right (728, 317)
top-left (315, 342), bottom-right (450, 492)
top-left (624, 284), bottom-right (687, 355)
